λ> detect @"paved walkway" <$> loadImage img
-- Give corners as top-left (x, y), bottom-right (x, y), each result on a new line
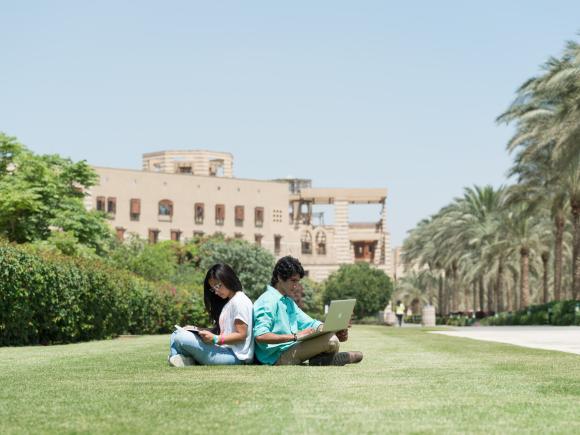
top-left (430, 326), bottom-right (580, 355)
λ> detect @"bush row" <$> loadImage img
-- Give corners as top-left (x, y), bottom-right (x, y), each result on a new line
top-left (479, 300), bottom-right (580, 326)
top-left (436, 315), bottom-right (477, 327)
top-left (0, 244), bottom-right (208, 346)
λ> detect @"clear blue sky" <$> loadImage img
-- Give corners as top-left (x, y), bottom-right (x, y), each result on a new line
top-left (1, 1), bottom-right (579, 246)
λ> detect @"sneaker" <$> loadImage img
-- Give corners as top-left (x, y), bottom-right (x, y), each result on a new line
top-left (309, 351), bottom-right (363, 366)
top-left (168, 354), bottom-right (195, 367)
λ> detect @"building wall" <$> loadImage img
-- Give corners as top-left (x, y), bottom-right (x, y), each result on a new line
top-left (89, 167), bottom-right (293, 252)
top-left (87, 154), bottom-right (393, 282)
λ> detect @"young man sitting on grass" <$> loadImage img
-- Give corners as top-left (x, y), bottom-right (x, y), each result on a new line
top-left (252, 256), bottom-right (363, 366)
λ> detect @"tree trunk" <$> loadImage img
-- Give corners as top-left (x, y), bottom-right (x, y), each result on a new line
top-left (444, 269), bottom-right (451, 315)
top-left (496, 258), bottom-right (504, 313)
top-left (442, 269), bottom-right (447, 315)
top-left (514, 278), bottom-right (519, 311)
top-left (541, 251), bottom-right (549, 304)
top-left (438, 275), bottom-right (444, 316)
top-left (451, 262), bottom-right (458, 312)
top-left (554, 212), bottom-right (565, 301)
top-left (487, 281), bottom-right (494, 314)
top-left (520, 246), bottom-right (530, 309)
top-left (464, 285), bottom-right (470, 312)
top-left (506, 285), bottom-right (513, 312)
top-left (572, 198), bottom-right (580, 301)
top-left (479, 275), bottom-right (484, 314)
top-left (472, 282), bottom-right (477, 313)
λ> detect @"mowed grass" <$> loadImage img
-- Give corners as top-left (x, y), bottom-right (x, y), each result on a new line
top-left (1, 326), bottom-right (579, 434)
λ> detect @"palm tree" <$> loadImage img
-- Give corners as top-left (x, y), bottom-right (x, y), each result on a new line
top-left (500, 205), bottom-right (550, 308)
top-left (394, 270), bottom-right (437, 313)
top-left (453, 186), bottom-right (507, 312)
top-left (403, 215), bottom-right (453, 314)
top-left (403, 186), bottom-right (508, 314)
top-left (498, 40), bottom-right (580, 300)
top-left (505, 145), bottom-right (567, 301)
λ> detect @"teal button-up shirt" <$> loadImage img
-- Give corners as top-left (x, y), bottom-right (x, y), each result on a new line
top-left (253, 285), bottom-right (322, 365)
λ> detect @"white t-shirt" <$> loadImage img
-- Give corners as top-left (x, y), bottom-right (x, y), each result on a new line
top-left (218, 291), bottom-right (254, 361)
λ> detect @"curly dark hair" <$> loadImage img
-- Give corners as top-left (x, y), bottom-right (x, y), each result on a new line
top-left (203, 263), bottom-right (243, 331)
top-left (270, 255), bottom-right (305, 287)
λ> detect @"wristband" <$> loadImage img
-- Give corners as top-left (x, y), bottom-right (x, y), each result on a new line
top-left (220, 335), bottom-right (225, 345)
top-left (213, 335), bottom-right (218, 345)
top-left (293, 333), bottom-right (297, 342)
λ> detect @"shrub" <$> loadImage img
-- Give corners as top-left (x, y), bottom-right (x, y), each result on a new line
top-left (324, 263), bottom-right (393, 319)
top-left (479, 300), bottom-right (580, 326)
top-left (0, 244), bottom-right (206, 346)
top-left (435, 315), bottom-right (476, 326)
top-left (198, 238), bottom-right (275, 300)
top-left (108, 237), bottom-right (180, 282)
top-left (301, 278), bottom-right (325, 318)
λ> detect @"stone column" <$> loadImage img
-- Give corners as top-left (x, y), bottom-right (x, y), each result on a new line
top-left (162, 155), bottom-right (173, 173)
top-left (223, 158), bottom-right (233, 178)
top-left (291, 201), bottom-right (300, 226)
top-left (373, 241), bottom-right (380, 266)
top-left (334, 199), bottom-right (350, 264)
top-left (193, 155), bottom-right (209, 176)
top-left (381, 199), bottom-right (393, 277)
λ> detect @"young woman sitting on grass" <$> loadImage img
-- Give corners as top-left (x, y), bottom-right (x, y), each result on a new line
top-left (169, 263), bottom-right (254, 366)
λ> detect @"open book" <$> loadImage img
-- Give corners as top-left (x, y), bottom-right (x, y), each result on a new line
top-left (174, 324), bottom-right (201, 334)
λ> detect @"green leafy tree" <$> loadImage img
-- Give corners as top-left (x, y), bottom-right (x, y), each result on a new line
top-left (324, 263), bottom-right (393, 319)
top-left (198, 237), bottom-right (275, 300)
top-left (29, 231), bottom-right (99, 258)
top-left (109, 236), bottom-right (180, 282)
top-left (0, 132), bottom-right (113, 253)
top-left (301, 278), bottom-right (325, 318)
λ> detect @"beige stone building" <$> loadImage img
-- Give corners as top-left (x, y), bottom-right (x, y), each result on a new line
top-left (87, 150), bottom-right (392, 282)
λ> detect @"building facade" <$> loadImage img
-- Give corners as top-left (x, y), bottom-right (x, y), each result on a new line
top-left (87, 150), bottom-right (392, 282)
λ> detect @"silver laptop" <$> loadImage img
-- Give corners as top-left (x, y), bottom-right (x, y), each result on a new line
top-left (297, 299), bottom-right (356, 341)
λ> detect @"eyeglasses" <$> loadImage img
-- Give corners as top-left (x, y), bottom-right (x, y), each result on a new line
top-left (209, 282), bottom-right (223, 293)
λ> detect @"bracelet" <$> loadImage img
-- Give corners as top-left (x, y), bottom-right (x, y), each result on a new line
top-left (212, 335), bottom-right (218, 345)
top-left (292, 333), bottom-right (297, 342)
top-left (220, 335), bottom-right (225, 345)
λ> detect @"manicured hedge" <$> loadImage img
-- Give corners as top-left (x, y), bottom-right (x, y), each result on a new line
top-left (0, 244), bottom-right (206, 346)
top-left (480, 300), bottom-right (580, 326)
top-left (436, 315), bottom-right (477, 327)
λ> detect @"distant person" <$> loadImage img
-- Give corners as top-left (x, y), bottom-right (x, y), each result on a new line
top-left (169, 263), bottom-right (254, 366)
top-left (395, 300), bottom-right (405, 327)
top-left (252, 255), bottom-right (363, 366)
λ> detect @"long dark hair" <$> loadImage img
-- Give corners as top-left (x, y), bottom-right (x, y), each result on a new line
top-left (270, 255), bottom-right (305, 287)
top-left (203, 263), bottom-right (243, 330)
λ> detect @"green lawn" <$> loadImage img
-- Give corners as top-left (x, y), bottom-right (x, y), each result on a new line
top-left (1, 326), bottom-right (579, 434)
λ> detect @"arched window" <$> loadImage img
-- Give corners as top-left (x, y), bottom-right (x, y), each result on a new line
top-left (158, 199), bottom-right (173, 216)
top-left (194, 203), bottom-right (204, 224)
top-left (316, 231), bottom-right (327, 255)
top-left (215, 204), bottom-right (225, 225)
top-left (301, 231), bottom-right (312, 255)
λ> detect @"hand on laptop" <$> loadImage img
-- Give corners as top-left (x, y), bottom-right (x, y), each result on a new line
top-left (335, 318), bottom-right (353, 342)
top-left (297, 328), bottom-right (315, 338)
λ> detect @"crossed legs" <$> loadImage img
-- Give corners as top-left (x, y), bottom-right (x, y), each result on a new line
top-left (275, 332), bottom-right (339, 365)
